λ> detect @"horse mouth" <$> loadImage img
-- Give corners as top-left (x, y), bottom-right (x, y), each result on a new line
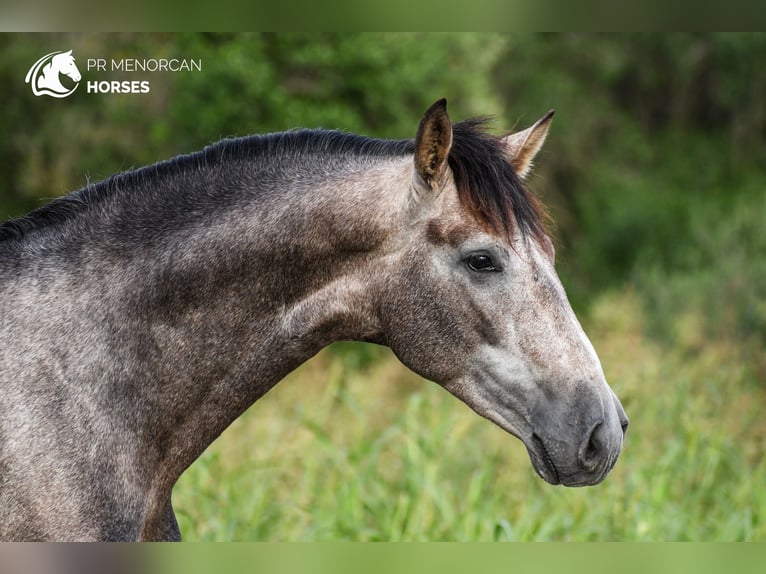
top-left (530, 433), bottom-right (560, 485)
top-left (472, 401), bottom-right (563, 485)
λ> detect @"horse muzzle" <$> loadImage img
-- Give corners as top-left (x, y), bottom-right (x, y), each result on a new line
top-left (526, 386), bottom-right (628, 487)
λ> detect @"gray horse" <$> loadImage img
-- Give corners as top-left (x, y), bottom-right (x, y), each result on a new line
top-left (0, 99), bottom-right (628, 541)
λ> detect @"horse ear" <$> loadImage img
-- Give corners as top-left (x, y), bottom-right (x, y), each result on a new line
top-left (501, 110), bottom-right (554, 180)
top-left (413, 98), bottom-right (453, 193)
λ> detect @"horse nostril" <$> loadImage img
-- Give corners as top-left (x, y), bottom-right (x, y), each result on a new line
top-left (578, 420), bottom-right (606, 471)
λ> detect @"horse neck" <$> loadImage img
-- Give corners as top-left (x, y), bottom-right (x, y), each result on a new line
top-left (0, 150), bottom-right (415, 526)
top-left (94, 155), bottom-right (408, 481)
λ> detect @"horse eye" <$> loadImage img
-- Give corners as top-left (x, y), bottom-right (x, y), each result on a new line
top-left (466, 254), bottom-right (497, 272)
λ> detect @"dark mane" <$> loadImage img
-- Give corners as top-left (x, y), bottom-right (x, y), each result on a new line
top-left (0, 121), bottom-right (546, 244)
top-left (449, 118), bottom-right (548, 242)
top-left (0, 130), bottom-right (413, 244)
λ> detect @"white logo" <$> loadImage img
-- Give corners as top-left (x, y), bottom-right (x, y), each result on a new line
top-left (25, 50), bottom-right (82, 98)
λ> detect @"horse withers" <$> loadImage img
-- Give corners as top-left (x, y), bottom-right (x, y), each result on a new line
top-left (0, 99), bottom-right (628, 541)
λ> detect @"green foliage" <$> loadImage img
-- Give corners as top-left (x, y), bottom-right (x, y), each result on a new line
top-left (638, 187), bottom-right (766, 376)
top-left (169, 33), bottom-right (504, 147)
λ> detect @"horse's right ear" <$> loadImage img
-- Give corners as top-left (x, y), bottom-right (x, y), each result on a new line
top-left (413, 98), bottom-right (453, 194)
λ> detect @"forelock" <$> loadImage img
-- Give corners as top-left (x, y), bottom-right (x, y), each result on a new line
top-left (448, 118), bottom-right (549, 243)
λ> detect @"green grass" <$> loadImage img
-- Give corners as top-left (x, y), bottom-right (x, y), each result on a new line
top-left (173, 291), bottom-right (766, 541)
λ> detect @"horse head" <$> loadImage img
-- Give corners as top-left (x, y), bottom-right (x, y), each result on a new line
top-left (51, 50), bottom-right (82, 83)
top-left (379, 99), bottom-right (628, 486)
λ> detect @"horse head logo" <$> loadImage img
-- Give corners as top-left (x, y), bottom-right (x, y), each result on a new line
top-left (25, 50), bottom-right (82, 98)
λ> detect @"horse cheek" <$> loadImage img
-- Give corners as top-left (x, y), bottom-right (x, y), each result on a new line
top-left (380, 269), bottom-right (468, 384)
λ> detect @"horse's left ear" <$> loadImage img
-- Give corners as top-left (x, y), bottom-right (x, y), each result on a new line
top-left (413, 98), bottom-right (453, 193)
top-left (501, 110), bottom-right (554, 180)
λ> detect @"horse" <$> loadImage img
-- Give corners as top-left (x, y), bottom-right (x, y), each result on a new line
top-left (0, 99), bottom-right (628, 541)
top-left (24, 50), bottom-right (82, 98)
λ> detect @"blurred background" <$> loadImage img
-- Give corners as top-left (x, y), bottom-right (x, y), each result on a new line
top-left (1, 33), bottom-right (764, 540)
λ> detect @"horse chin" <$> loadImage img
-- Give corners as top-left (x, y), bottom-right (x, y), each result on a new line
top-left (526, 433), bottom-right (561, 485)
top-left (466, 400), bottom-right (561, 485)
